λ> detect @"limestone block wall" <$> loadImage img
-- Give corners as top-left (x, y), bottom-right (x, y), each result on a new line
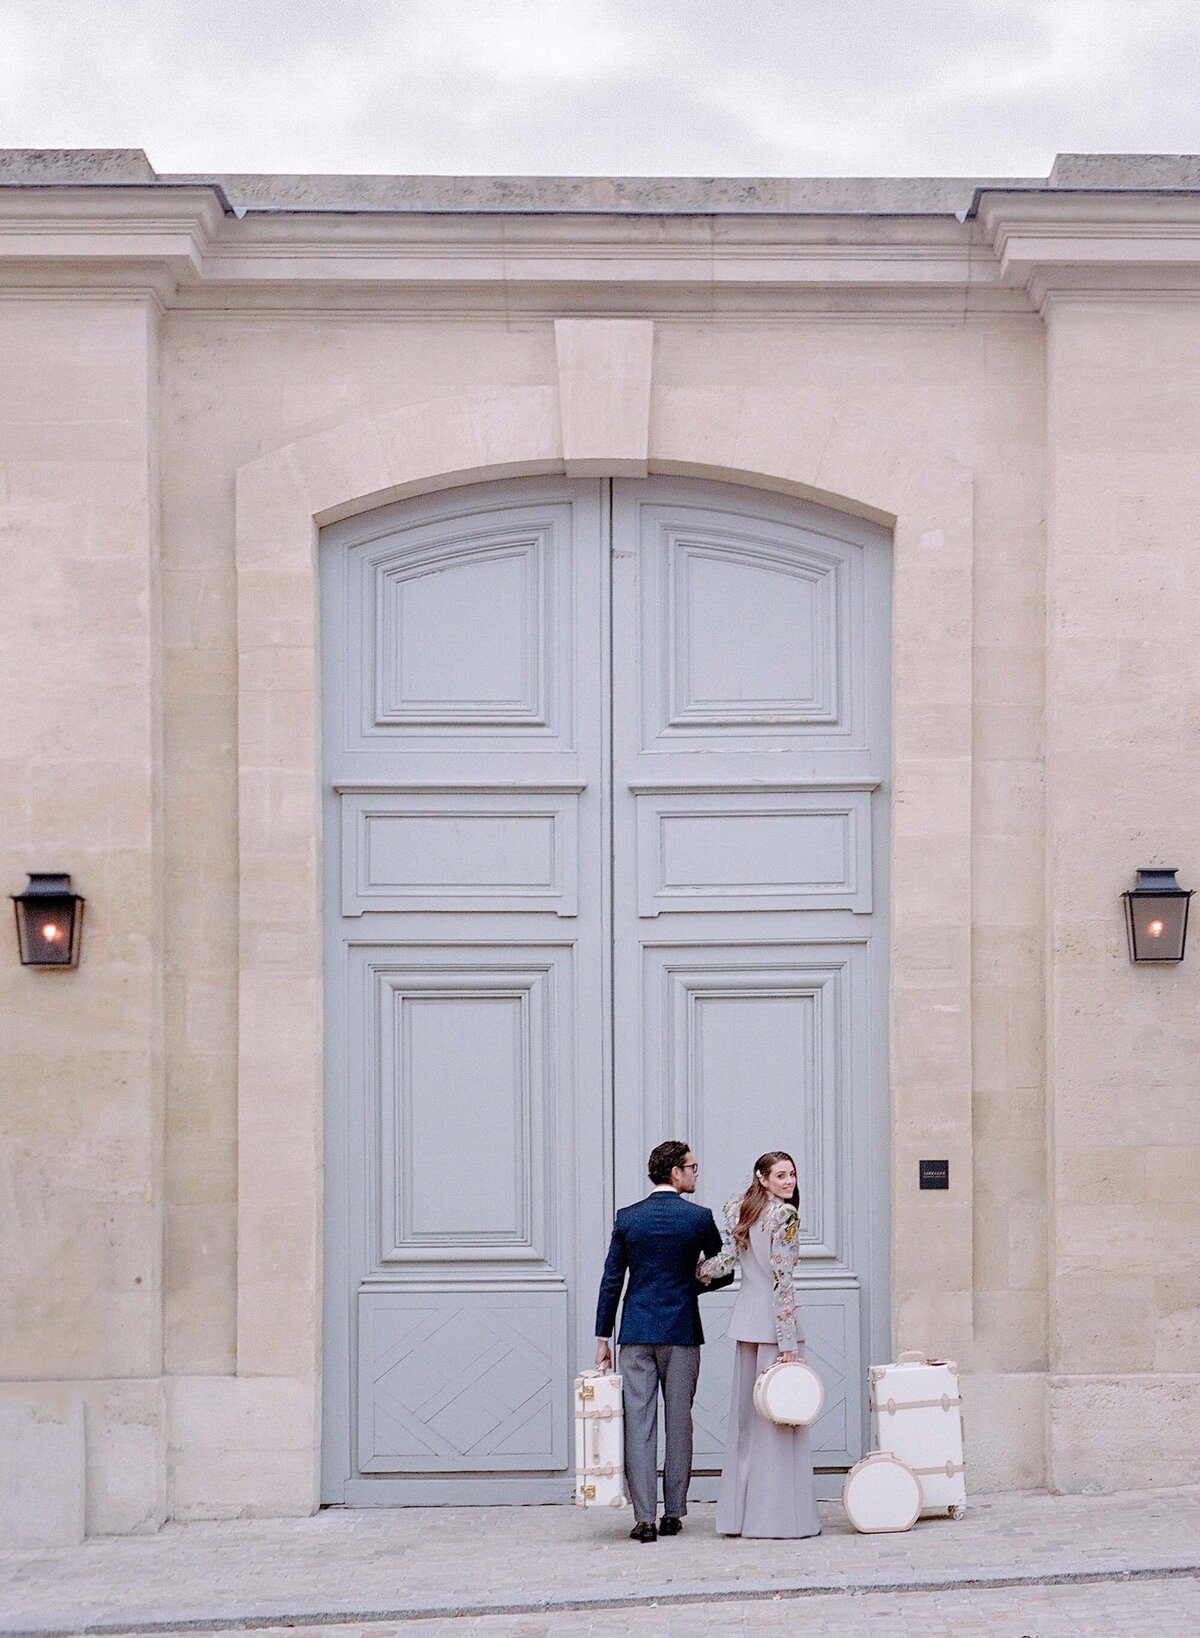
top-left (3, 166), bottom-right (1199, 1529)
top-left (0, 296), bottom-right (167, 1534)
top-left (1044, 298), bottom-right (1200, 1489)
top-left (166, 308), bottom-right (1044, 1507)
top-left (0, 296), bottom-right (1053, 1524)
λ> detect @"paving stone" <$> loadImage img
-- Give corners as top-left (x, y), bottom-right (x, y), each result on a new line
top-left (1, 1488), bottom-right (1198, 1635)
top-left (97, 1575), bottom-right (1200, 1637)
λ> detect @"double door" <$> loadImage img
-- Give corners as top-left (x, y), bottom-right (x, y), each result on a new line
top-left (321, 476), bottom-right (890, 1504)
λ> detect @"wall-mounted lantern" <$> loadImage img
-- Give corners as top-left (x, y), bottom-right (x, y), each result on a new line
top-left (1123, 868), bottom-right (1192, 964)
top-left (11, 874), bottom-right (85, 968)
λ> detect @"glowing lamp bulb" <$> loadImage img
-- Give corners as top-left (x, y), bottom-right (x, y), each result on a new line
top-left (41, 922), bottom-right (61, 942)
top-left (1148, 919), bottom-right (1165, 938)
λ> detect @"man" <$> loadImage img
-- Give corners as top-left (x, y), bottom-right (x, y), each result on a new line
top-left (595, 1139), bottom-right (732, 1542)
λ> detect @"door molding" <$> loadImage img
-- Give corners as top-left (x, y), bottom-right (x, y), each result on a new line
top-left (233, 323), bottom-right (974, 1509)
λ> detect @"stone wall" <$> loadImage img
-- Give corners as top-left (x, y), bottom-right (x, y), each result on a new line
top-left (1, 157), bottom-right (1198, 1529)
top-left (1044, 298), bottom-right (1200, 1488)
top-left (0, 296), bottom-right (168, 1533)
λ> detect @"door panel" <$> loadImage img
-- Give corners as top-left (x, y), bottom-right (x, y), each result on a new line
top-left (339, 788), bottom-right (581, 917)
top-left (348, 505), bottom-right (575, 746)
top-left (611, 479), bottom-right (890, 1492)
top-left (357, 1287), bottom-right (569, 1472)
top-left (634, 503), bottom-right (866, 746)
top-left (359, 947), bottom-right (566, 1268)
top-left (634, 787), bottom-right (873, 916)
top-left (634, 943), bottom-right (864, 1266)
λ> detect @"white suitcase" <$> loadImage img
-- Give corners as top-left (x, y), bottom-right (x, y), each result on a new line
top-left (573, 1370), bottom-right (628, 1509)
top-left (869, 1350), bottom-right (966, 1518)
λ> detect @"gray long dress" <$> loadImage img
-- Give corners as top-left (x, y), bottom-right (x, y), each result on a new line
top-left (701, 1201), bottom-right (821, 1539)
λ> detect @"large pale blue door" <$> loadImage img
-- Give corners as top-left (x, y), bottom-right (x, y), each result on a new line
top-left (321, 478), bottom-right (610, 1504)
top-left (611, 479), bottom-right (890, 1499)
top-left (322, 476), bottom-right (889, 1505)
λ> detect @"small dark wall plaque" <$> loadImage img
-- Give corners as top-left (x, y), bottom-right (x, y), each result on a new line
top-left (920, 1159), bottom-right (949, 1190)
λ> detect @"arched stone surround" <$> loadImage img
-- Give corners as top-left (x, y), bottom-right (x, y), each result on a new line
top-left (230, 321), bottom-right (974, 1509)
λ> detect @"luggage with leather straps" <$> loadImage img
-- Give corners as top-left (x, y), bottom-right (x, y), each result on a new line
top-left (573, 1370), bottom-right (628, 1509)
top-left (869, 1349), bottom-right (966, 1518)
top-left (753, 1358), bottom-right (825, 1427)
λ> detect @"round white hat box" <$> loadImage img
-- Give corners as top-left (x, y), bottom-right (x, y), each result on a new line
top-left (753, 1360), bottom-right (825, 1427)
top-left (842, 1452), bottom-right (922, 1534)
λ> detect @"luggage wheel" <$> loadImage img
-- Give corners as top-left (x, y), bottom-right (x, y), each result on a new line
top-left (948, 1504), bottom-right (966, 1520)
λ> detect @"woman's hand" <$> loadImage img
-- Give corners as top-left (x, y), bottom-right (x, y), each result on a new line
top-left (778, 1349), bottom-right (800, 1364)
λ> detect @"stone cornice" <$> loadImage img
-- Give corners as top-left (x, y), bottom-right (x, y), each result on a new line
top-left (975, 190), bottom-right (1200, 309)
top-left (4, 181), bottom-right (1200, 314)
top-left (0, 184), bottom-right (1008, 313)
top-left (0, 186), bottom-right (226, 263)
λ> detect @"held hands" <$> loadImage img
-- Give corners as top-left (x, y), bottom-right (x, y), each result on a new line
top-left (595, 1339), bottom-right (613, 1370)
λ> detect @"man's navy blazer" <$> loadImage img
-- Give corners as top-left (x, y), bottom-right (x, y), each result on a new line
top-left (595, 1190), bottom-right (731, 1346)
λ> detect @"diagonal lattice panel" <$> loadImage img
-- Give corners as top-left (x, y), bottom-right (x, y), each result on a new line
top-left (358, 1289), bottom-right (568, 1473)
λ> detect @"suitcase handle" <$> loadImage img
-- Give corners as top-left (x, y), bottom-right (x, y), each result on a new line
top-left (896, 1350), bottom-right (929, 1365)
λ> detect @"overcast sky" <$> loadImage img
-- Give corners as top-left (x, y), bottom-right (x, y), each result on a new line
top-left (2, 0), bottom-right (1198, 178)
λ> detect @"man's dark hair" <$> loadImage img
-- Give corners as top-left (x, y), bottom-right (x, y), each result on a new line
top-left (648, 1139), bottom-right (691, 1185)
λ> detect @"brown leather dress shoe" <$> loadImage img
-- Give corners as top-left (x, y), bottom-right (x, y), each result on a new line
top-left (658, 1515), bottom-right (683, 1536)
top-left (629, 1520), bottom-right (658, 1543)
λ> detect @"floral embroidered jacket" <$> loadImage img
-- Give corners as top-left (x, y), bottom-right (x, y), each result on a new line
top-left (698, 1194), bottom-right (801, 1352)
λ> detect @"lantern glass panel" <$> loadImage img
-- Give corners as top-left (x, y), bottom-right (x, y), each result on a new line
top-left (1125, 890), bottom-right (1190, 962)
top-left (12, 874), bottom-right (83, 968)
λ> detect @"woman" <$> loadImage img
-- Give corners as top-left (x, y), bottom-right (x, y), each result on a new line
top-left (698, 1151), bottom-right (821, 1539)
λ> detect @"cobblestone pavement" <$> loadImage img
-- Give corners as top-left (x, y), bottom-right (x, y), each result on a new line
top-left (100, 1575), bottom-right (1200, 1637)
top-left (2, 1489), bottom-right (1199, 1635)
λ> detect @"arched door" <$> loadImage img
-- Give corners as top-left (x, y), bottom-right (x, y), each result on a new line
top-left (321, 477), bottom-right (890, 1505)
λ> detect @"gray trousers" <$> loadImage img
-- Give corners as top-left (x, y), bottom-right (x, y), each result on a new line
top-left (619, 1343), bottom-right (701, 1523)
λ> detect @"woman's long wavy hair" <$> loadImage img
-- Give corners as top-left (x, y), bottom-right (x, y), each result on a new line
top-left (732, 1151), bottom-right (800, 1249)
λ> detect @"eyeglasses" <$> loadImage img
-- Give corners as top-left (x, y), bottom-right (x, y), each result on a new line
top-left (679, 1161), bottom-right (699, 1172)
